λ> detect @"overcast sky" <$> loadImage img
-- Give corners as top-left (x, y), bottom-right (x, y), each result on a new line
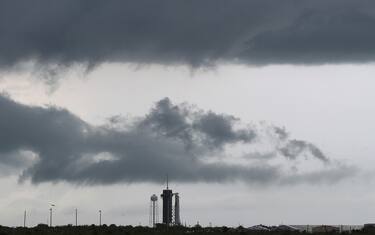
top-left (1, 0), bottom-right (375, 227)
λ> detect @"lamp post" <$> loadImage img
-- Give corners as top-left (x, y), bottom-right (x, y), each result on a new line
top-left (23, 210), bottom-right (26, 227)
top-left (99, 210), bottom-right (102, 226)
top-left (75, 208), bottom-right (78, 226)
top-left (49, 204), bottom-right (55, 227)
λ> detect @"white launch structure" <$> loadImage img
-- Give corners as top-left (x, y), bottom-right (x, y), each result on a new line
top-left (173, 193), bottom-right (181, 226)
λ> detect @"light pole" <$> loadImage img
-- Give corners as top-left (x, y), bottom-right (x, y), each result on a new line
top-left (49, 204), bottom-right (55, 227)
top-left (23, 210), bottom-right (26, 227)
top-left (49, 208), bottom-right (52, 227)
top-left (99, 210), bottom-right (102, 226)
top-left (75, 208), bottom-right (78, 226)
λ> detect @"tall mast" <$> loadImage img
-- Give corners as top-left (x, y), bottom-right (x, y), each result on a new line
top-left (167, 174), bottom-right (169, 189)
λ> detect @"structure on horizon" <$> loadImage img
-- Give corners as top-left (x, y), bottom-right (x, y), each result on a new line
top-left (173, 193), bottom-right (181, 225)
top-left (160, 176), bottom-right (181, 226)
top-left (149, 194), bottom-right (159, 227)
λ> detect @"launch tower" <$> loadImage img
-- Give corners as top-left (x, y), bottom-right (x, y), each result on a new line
top-left (161, 178), bottom-right (173, 225)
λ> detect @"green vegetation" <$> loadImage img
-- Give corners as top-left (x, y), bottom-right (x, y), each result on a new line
top-left (0, 224), bottom-right (373, 235)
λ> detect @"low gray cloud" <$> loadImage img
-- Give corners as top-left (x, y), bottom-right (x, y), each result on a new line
top-left (193, 112), bottom-right (255, 148)
top-left (279, 140), bottom-right (329, 162)
top-left (140, 99), bottom-right (255, 150)
top-left (0, 0), bottom-right (375, 74)
top-left (0, 94), bottom-right (355, 185)
top-left (280, 164), bottom-right (356, 185)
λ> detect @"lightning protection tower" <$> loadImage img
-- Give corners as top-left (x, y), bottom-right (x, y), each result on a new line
top-left (149, 194), bottom-right (159, 227)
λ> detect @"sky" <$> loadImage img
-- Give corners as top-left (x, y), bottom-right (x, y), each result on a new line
top-left (1, 0), bottom-right (375, 227)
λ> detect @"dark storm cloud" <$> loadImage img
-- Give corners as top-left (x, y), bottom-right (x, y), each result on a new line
top-left (1, 0), bottom-right (375, 72)
top-left (0, 94), bottom-right (353, 185)
top-left (193, 112), bottom-right (255, 148)
top-left (140, 98), bottom-right (255, 149)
